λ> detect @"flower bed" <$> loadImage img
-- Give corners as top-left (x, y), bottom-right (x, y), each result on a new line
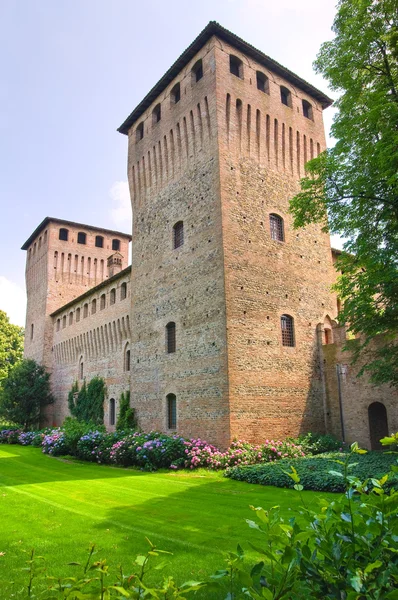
top-left (1, 422), bottom-right (343, 472)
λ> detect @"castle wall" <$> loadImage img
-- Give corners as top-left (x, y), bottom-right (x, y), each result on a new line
top-left (322, 328), bottom-right (398, 449)
top-left (214, 39), bottom-right (338, 441)
top-left (126, 38), bottom-right (231, 447)
top-left (50, 269), bottom-right (131, 426)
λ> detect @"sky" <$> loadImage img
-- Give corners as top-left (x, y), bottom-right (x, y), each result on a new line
top-left (0, 0), bottom-right (339, 327)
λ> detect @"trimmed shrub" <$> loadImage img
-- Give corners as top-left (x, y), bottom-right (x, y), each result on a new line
top-left (288, 432), bottom-right (345, 454)
top-left (226, 450), bottom-right (398, 492)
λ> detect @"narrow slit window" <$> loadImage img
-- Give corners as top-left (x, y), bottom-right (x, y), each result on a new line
top-left (109, 398), bottom-right (116, 426)
top-left (76, 308), bottom-right (80, 323)
top-left (136, 122), bottom-right (144, 141)
top-left (173, 221), bottom-right (184, 249)
top-left (120, 282), bottom-right (127, 300)
top-left (95, 235), bottom-right (104, 248)
top-left (191, 59), bottom-right (203, 83)
top-left (110, 288), bottom-right (116, 305)
top-left (62, 316), bottom-right (66, 329)
top-left (30, 324), bottom-right (34, 340)
top-left (56, 319), bottom-right (60, 331)
top-left (167, 394), bottom-right (177, 429)
top-left (281, 315), bottom-right (295, 347)
top-left (152, 103), bottom-right (161, 124)
top-left (125, 345), bottom-right (131, 371)
top-left (171, 82), bottom-right (181, 104)
top-left (280, 86), bottom-right (292, 108)
top-left (59, 228), bottom-right (68, 241)
top-left (256, 71), bottom-right (269, 93)
top-left (91, 299), bottom-right (96, 314)
top-left (100, 294), bottom-right (106, 310)
top-left (77, 232), bottom-right (87, 245)
top-left (166, 322), bottom-right (176, 353)
top-left (83, 304), bottom-right (88, 318)
top-left (269, 214), bottom-right (284, 241)
top-left (230, 55), bottom-right (243, 79)
top-left (69, 312), bottom-right (73, 325)
top-left (302, 99), bottom-right (313, 120)
top-left (79, 359), bottom-right (84, 380)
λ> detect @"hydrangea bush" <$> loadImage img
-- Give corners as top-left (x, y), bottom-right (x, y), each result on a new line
top-left (0, 420), bottom-right (323, 472)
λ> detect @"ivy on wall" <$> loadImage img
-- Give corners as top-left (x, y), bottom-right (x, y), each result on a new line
top-left (68, 377), bottom-right (106, 425)
top-left (116, 391), bottom-right (137, 431)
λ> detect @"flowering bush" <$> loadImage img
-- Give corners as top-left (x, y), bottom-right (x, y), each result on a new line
top-left (0, 428), bottom-right (21, 444)
top-left (18, 429), bottom-right (51, 446)
top-left (76, 431), bottom-right (126, 463)
top-left (109, 431), bottom-right (187, 470)
top-left (41, 429), bottom-right (68, 456)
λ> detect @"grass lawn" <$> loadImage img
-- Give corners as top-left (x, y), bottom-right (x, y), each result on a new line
top-left (0, 445), bottom-right (336, 597)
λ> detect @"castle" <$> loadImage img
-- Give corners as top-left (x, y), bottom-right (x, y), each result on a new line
top-left (22, 22), bottom-right (397, 449)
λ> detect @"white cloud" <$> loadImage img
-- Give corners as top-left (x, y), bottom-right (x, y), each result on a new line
top-left (0, 277), bottom-right (26, 327)
top-left (109, 180), bottom-right (132, 231)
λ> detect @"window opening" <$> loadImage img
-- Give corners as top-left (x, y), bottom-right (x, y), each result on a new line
top-left (112, 239), bottom-right (120, 251)
top-left (83, 303), bottom-right (88, 318)
top-left (100, 294), bottom-right (106, 310)
top-left (230, 55), bottom-right (243, 78)
top-left (110, 289), bottom-right (116, 305)
top-left (256, 71), bottom-right (269, 93)
top-left (191, 59), bottom-right (203, 83)
top-left (166, 322), bottom-right (176, 353)
top-left (77, 232), bottom-right (87, 244)
top-left (281, 315), bottom-right (295, 347)
top-left (152, 103), bottom-right (161, 124)
top-left (280, 86), bottom-right (292, 107)
top-left (173, 221), bottom-right (184, 249)
top-left (59, 228), bottom-right (68, 241)
top-left (109, 398), bottom-right (116, 426)
top-left (120, 282), bottom-right (127, 300)
top-left (95, 235), bottom-right (104, 248)
top-left (302, 99), bottom-right (313, 120)
top-left (269, 214), bottom-right (284, 241)
top-left (171, 82), bottom-right (181, 104)
top-left (92, 299), bottom-right (97, 314)
top-left (167, 394), bottom-right (177, 429)
top-left (136, 122), bottom-right (144, 141)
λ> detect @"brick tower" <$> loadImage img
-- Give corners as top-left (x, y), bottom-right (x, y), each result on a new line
top-left (118, 22), bottom-right (338, 447)
top-left (22, 217), bottom-right (131, 371)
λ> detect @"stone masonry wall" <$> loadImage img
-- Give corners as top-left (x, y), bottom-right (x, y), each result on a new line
top-left (126, 38), bottom-right (231, 447)
top-left (50, 269), bottom-right (132, 426)
top-left (215, 39), bottom-right (338, 442)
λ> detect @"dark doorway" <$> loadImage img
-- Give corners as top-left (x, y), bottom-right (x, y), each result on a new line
top-left (368, 402), bottom-right (388, 450)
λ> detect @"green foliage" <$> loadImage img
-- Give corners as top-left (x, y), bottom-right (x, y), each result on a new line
top-left (0, 359), bottom-right (53, 430)
top-left (288, 432), bottom-right (344, 455)
top-left (17, 540), bottom-right (206, 599)
top-left (68, 377), bottom-right (106, 424)
top-left (289, 0), bottom-right (398, 386)
top-left (116, 390), bottom-right (137, 431)
top-left (226, 450), bottom-right (398, 492)
top-left (0, 310), bottom-right (24, 383)
top-left (61, 417), bottom-right (106, 456)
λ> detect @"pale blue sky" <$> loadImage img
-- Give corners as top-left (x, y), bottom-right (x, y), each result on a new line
top-left (0, 0), bottom-right (339, 326)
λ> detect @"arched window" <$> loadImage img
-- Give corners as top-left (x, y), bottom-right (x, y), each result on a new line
top-left (269, 214), bottom-right (284, 241)
top-left (100, 294), bottom-right (106, 310)
top-left (136, 122), bottom-right (144, 141)
top-left (171, 82), bottom-right (181, 104)
top-left (152, 103), bottom-right (161, 124)
top-left (83, 303), bottom-right (88, 318)
top-left (112, 239), bottom-right (120, 251)
top-left (173, 221), bottom-right (184, 249)
top-left (110, 288), bottom-right (116, 305)
top-left (62, 316), bottom-right (66, 329)
top-left (230, 55), bottom-right (243, 79)
top-left (69, 312), bottom-right (73, 325)
top-left (120, 282), bottom-right (127, 300)
top-left (77, 232), bottom-right (87, 244)
top-left (256, 71), bottom-right (269, 94)
top-left (59, 228), bottom-right (68, 241)
top-left (91, 299), bottom-right (97, 314)
top-left (166, 322), bottom-right (176, 353)
top-left (302, 99), bottom-right (313, 120)
top-left (56, 319), bottom-right (60, 331)
top-left (191, 59), bottom-right (203, 83)
top-left (281, 315), bottom-right (295, 347)
top-left (76, 308), bottom-right (80, 323)
top-left (30, 324), bottom-right (34, 340)
top-left (167, 394), bottom-right (177, 429)
top-left (79, 356), bottom-right (84, 380)
top-left (124, 344), bottom-right (131, 371)
top-left (95, 235), bottom-right (104, 248)
top-left (109, 398), bottom-right (116, 426)
top-left (280, 86), bottom-right (292, 107)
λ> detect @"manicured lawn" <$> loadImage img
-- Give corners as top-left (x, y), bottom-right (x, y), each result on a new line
top-left (0, 445), bottom-right (335, 597)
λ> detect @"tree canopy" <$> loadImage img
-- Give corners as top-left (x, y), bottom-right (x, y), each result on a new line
top-left (0, 310), bottom-right (24, 382)
top-left (290, 0), bottom-right (398, 386)
top-left (0, 359), bottom-right (54, 429)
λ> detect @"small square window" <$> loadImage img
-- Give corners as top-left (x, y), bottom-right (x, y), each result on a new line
top-left (77, 232), bottom-right (87, 244)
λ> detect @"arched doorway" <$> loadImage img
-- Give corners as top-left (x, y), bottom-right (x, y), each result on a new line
top-left (368, 402), bottom-right (388, 450)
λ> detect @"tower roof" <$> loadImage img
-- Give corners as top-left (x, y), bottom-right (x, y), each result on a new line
top-left (21, 217), bottom-right (132, 250)
top-left (118, 21), bottom-right (333, 135)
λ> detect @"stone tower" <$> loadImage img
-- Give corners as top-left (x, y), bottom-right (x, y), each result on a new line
top-left (22, 217), bottom-right (131, 370)
top-left (118, 22), bottom-right (338, 447)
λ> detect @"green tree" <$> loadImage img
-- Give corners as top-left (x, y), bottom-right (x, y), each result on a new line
top-left (290, 0), bottom-right (398, 386)
top-left (0, 310), bottom-right (24, 382)
top-left (0, 359), bottom-right (54, 429)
